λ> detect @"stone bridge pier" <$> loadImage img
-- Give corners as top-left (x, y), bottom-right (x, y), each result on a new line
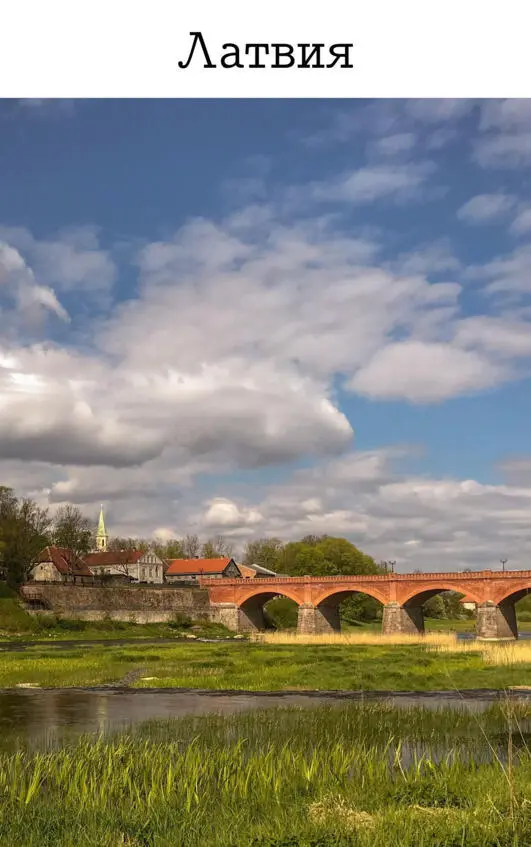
top-left (475, 601), bottom-right (518, 640)
top-left (296, 603), bottom-right (340, 634)
top-left (211, 603), bottom-right (266, 633)
top-left (381, 603), bottom-right (425, 635)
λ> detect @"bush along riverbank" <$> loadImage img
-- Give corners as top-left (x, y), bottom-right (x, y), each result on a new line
top-left (0, 702), bottom-right (530, 846)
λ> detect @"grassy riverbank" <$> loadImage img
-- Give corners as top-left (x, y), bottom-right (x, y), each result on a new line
top-left (1, 617), bottom-right (233, 642)
top-left (0, 702), bottom-right (530, 846)
top-left (1, 637), bottom-right (531, 690)
top-left (0, 583), bottom-right (233, 642)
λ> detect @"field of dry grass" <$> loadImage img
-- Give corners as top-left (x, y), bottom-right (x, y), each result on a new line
top-left (253, 630), bottom-right (531, 666)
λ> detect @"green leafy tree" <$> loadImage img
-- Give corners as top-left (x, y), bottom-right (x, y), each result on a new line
top-left (0, 487), bottom-right (52, 586)
top-left (278, 536), bottom-right (381, 578)
top-left (277, 535), bottom-right (385, 624)
top-left (151, 539), bottom-right (185, 561)
top-left (242, 538), bottom-right (284, 572)
top-left (441, 591), bottom-right (468, 619)
top-left (424, 594), bottom-right (447, 619)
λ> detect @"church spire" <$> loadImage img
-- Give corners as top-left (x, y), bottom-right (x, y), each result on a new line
top-left (96, 504), bottom-right (108, 552)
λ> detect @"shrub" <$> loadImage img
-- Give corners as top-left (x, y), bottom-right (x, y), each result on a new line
top-left (168, 613), bottom-right (192, 630)
top-left (33, 614), bottom-right (59, 630)
top-left (517, 610), bottom-right (531, 622)
top-left (56, 618), bottom-right (87, 632)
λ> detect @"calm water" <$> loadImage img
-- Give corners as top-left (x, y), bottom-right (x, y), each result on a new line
top-left (0, 635), bottom-right (530, 751)
top-left (0, 687), bottom-right (530, 751)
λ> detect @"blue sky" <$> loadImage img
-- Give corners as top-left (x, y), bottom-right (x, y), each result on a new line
top-left (2, 98), bottom-right (531, 570)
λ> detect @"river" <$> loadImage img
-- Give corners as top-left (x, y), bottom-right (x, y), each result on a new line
top-left (0, 686), bottom-right (530, 752)
top-left (1, 635), bottom-right (530, 751)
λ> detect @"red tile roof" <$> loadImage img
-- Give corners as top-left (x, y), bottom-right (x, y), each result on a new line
top-left (84, 551), bottom-right (144, 567)
top-left (166, 557), bottom-right (236, 576)
top-left (37, 546), bottom-right (93, 577)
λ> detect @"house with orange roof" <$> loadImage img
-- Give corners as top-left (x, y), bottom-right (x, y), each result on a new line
top-left (165, 557), bottom-right (242, 583)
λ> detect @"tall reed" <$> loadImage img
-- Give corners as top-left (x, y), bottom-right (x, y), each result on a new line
top-left (0, 704), bottom-right (529, 846)
top-left (255, 630), bottom-right (531, 666)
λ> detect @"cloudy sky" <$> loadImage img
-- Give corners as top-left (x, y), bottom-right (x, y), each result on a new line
top-left (2, 98), bottom-right (531, 571)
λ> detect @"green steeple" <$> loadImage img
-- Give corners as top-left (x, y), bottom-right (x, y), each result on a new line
top-left (96, 504), bottom-right (108, 552)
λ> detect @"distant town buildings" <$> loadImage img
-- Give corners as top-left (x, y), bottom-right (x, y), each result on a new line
top-left (29, 506), bottom-right (277, 586)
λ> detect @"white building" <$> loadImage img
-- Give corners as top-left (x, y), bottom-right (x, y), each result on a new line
top-left (84, 506), bottom-right (164, 583)
top-left (84, 550), bottom-right (164, 584)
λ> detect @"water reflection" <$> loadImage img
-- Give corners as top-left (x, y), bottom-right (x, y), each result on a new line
top-left (0, 688), bottom-right (530, 753)
top-left (457, 631), bottom-right (531, 640)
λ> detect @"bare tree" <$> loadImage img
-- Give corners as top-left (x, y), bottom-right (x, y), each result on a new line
top-left (182, 534), bottom-right (200, 558)
top-left (96, 549), bottom-right (137, 583)
top-left (108, 537), bottom-right (139, 552)
top-left (113, 550), bottom-right (136, 579)
top-left (52, 505), bottom-right (94, 558)
top-left (201, 535), bottom-right (235, 559)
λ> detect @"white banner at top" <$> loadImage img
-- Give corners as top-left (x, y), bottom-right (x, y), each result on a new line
top-left (1, 0), bottom-right (530, 98)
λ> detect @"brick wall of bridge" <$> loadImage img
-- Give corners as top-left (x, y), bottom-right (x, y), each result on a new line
top-left (201, 571), bottom-right (531, 608)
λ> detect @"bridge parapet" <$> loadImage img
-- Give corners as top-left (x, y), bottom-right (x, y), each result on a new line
top-left (200, 569), bottom-right (531, 587)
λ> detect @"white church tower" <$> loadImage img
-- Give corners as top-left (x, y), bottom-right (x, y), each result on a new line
top-left (96, 504), bottom-right (108, 552)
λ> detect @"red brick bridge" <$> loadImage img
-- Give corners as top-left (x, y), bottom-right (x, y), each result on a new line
top-left (201, 570), bottom-right (531, 640)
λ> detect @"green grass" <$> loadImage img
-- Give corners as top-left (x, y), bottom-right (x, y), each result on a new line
top-left (10, 616), bottom-right (232, 642)
top-left (0, 702), bottom-right (530, 845)
top-left (1, 641), bottom-right (531, 691)
top-left (0, 584), bottom-right (39, 635)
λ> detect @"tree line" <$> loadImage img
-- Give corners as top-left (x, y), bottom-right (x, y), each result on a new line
top-left (0, 485), bottom-right (246, 585)
top-left (0, 484), bottom-right (473, 621)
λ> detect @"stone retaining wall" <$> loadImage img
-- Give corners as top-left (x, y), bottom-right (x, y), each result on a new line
top-left (19, 584), bottom-right (214, 624)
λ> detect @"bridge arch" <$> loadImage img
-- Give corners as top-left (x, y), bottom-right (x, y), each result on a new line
top-left (313, 585), bottom-right (388, 609)
top-left (400, 582), bottom-right (483, 608)
top-left (493, 581), bottom-right (531, 607)
top-left (237, 588), bottom-right (302, 632)
top-left (237, 587), bottom-right (303, 609)
top-left (306, 586), bottom-right (387, 634)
